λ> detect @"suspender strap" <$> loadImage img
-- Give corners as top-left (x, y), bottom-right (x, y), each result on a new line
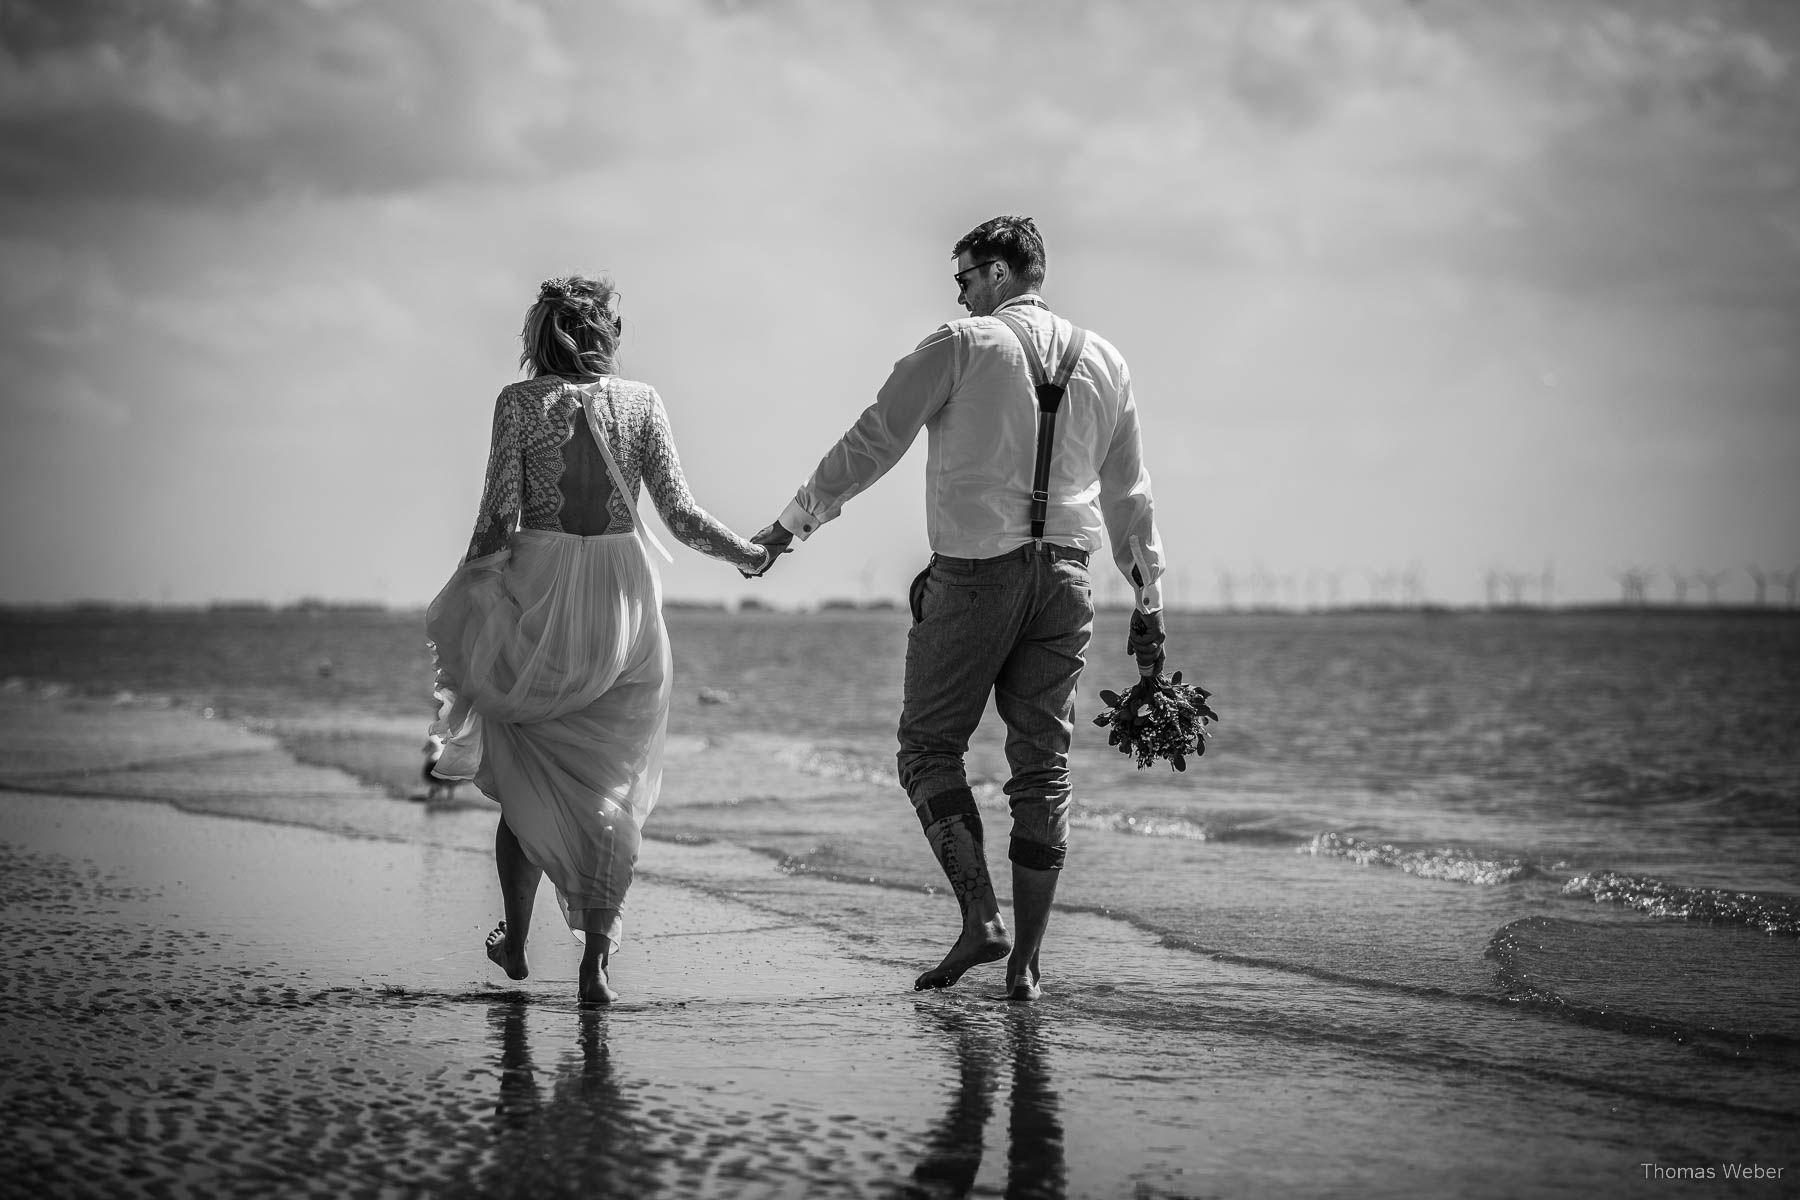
top-left (995, 311), bottom-right (1088, 541)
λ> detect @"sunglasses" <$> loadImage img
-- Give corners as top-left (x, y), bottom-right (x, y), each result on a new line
top-left (953, 260), bottom-right (999, 290)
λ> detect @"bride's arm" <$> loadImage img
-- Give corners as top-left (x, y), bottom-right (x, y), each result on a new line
top-left (640, 389), bottom-right (770, 573)
top-left (463, 388), bottom-right (523, 563)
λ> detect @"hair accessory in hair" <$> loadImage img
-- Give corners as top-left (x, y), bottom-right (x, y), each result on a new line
top-left (538, 277), bottom-right (578, 301)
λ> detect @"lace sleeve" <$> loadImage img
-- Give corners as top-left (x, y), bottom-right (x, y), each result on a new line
top-left (464, 388), bottom-right (522, 562)
top-left (640, 389), bottom-right (768, 572)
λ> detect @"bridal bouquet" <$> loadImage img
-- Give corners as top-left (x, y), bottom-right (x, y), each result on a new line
top-left (1093, 670), bottom-right (1218, 772)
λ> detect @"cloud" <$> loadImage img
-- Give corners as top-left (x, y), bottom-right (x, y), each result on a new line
top-left (1539, 5), bottom-right (1792, 117)
top-left (5, 370), bottom-right (130, 429)
top-left (0, 234), bottom-right (126, 350)
top-left (1467, 8), bottom-right (1799, 307)
top-left (134, 272), bottom-right (416, 365)
top-left (4, 0), bottom-right (1795, 315)
top-left (0, 0), bottom-right (1795, 605)
top-left (1226, 2), bottom-right (1471, 130)
top-left (6, 0), bottom-right (1788, 279)
top-left (1108, 2), bottom-right (1800, 306)
top-left (0, 234), bottom-right (137, 436)
top-left (0, 0), bottom-right (577, 201)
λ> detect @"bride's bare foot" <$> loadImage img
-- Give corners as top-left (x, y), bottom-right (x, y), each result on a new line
top-left (914, 918), bottom-right (1011, 991)
top-left (579, 955), bottom-right (617, 1006)
top-left (485, 922), bottom-right (529, 981)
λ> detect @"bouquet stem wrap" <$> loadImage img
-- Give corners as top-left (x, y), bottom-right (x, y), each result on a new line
top-left (1093, 670), bottom-right (1218, 771)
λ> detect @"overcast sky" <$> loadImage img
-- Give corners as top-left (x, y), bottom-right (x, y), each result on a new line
top-left (2, 0), bottom-right (1796, 609)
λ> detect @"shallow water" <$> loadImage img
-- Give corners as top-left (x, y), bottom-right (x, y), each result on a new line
top-left (3, 781), bottom-right (1786, 1198)
top-left (3, 606), bottom-right (1798, 1180)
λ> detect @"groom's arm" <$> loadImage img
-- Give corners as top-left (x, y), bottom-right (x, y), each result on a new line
top-left (771, 326), bottom-right (959, 546)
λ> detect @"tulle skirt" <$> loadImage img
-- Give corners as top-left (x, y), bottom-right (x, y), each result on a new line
top-left (425, 529), bottom-right (670, 952)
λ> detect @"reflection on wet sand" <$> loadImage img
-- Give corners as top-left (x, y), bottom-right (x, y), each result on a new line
top-left (907, 1006), bottom-right (1067, 1200)
top-left (466, 1000), bottom-right (1065, 1198)
top-left (476, 1002), bottom-right (662, 1196)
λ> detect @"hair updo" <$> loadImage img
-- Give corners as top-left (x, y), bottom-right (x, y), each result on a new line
top-left (520, 273), bottom-right (620, 379)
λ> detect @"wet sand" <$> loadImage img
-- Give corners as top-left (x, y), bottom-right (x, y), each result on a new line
top-left (0, 693), bottom-right (1784, 1197)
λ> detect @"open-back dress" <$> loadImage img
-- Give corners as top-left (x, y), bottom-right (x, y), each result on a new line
top-left (426, 375), bottom-right (766, 951)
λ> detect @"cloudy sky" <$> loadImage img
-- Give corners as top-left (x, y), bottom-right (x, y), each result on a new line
top-left (2, 0), bottom-right (1795, 609)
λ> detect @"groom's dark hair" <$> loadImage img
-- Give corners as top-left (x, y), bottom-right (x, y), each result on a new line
top-left (952, 216), bottom-right (1046, 290)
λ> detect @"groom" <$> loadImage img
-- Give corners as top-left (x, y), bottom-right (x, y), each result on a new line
top-left (754, 216), bottom-right (1168, 1000)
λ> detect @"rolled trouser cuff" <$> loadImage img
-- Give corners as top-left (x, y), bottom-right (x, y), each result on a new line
top-left (1009, 835), bottom-right (1066, 871)
top-left (916, 785), bottom-right (982, 832)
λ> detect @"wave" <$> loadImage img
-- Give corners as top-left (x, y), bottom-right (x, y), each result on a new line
top-left (1705, 782), bottom-right (1800, 831)
top-left (1299, 831), bottom-right (1537, 885)
top-left (1561, 760), bottom-right (1720, 805)
top-left (1066, 807), bottom-right (1214, 841)
top-left (774, 745), bottom-right (900, 789)
top-left (777, 741), bottom-right (1296, 845)
top-left (1486, 915), bottom-right (1800, 1051)
top-left (1068, 802), bottom-right (1299, 844)
top-left (3, 674), bottom-right (183, 712)
top-left (1562, 872), bottom-right (1800, 936)
top-left (1559, 761), bottom-right (1800, 830)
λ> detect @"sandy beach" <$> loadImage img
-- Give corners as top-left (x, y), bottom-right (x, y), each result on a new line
top-left (1, 689), bottom-right (1792, 1198)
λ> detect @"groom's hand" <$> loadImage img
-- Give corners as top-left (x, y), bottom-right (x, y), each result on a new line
top-left (1128, 608), bottom-right (1166, 677)
top-left (742, 520), bottom-right (795, 578)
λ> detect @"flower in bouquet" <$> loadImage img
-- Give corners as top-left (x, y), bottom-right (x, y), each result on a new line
top-left (1092, 670), bottom-right (1218, 771)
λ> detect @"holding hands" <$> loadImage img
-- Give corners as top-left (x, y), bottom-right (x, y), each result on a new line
top-left (740, 520), bottom-right (796, 579)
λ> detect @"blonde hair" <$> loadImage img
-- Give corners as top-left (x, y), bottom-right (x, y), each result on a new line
top-left (520, 273), bottom-right (620, 378)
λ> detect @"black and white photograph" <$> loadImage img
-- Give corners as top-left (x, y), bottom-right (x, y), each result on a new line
top-left (1, 1), bottom-right (1795, 1195)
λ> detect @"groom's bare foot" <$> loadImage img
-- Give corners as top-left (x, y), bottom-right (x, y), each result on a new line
top-left (1002, 949), bottom-right (1042, 1001)
top-left (485, 922), bottom-right (529, 981)
top-left (1003, 964), bottom-right (1042, 1002)
top-left (914, 919), bottom-right (1011, 991)
top-left (579, 958), bottom-right (617, 1006)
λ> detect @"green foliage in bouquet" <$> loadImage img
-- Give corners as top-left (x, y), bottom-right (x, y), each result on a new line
top-left (1093, 670), bottom-right (1219, 772)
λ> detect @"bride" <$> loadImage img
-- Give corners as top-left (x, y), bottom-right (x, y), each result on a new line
top-left (426, 273), bottom-right (770, 1003)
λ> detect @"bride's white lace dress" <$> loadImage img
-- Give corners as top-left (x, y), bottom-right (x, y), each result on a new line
top-left (426, 375), bottom-right (764, 950)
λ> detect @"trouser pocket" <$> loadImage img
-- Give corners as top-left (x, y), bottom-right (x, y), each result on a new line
top-left (908, 564), bottom-right (931, 624)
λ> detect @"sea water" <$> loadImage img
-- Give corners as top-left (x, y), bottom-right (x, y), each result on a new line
top-left (3, 606), bottom-right (1797, 1156)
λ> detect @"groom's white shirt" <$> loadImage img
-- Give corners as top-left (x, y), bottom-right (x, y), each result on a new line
top-left (778, 294), bottom-right (1166, 611)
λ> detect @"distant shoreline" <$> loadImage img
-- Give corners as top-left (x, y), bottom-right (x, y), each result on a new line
top-left (3, 600), bottom-right (1797, 619)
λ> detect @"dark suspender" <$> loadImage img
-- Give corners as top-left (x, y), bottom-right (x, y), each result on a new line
top-left (995, 309), bottom-right (1088, 542)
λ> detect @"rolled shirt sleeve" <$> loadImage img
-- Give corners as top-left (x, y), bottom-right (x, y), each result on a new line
top-left (781, 327), bottom-right (959, 541)
top-left (1097, 369), bottom-right (1166, 612)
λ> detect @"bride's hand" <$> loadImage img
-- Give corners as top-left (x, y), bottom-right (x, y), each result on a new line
top-left (739, 544), bottom-right (777, 579)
